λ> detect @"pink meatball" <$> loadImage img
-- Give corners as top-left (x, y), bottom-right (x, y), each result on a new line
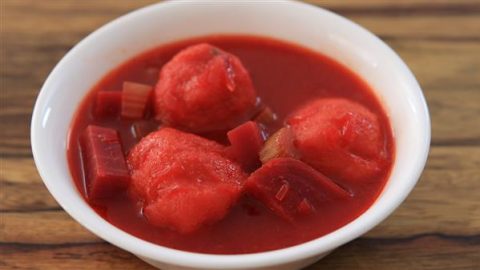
top-left (154, 43), bottom-right (257, 132)
top-left (127, 127), bottom-right (247, 233)
top-left (287, 98), bottom-right (387, 183)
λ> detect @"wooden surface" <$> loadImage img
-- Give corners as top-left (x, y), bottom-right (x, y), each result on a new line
top-left (1, 0), bottom-right (479, 269)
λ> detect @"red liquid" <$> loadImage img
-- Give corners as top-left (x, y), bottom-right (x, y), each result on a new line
top-left (67, 35), bottom-right (394, 254)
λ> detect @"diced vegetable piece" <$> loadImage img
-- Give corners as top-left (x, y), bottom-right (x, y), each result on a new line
top-left (80, 125), bottom-right (130, 200)
top-left (94, 91), bottom-right (121, 118)
top-left (259, 127), bottom-right (298, 163)
top-left (246, 158), bottom-right (350, 221)
top-left (226, 121), bottom-right (265, 172)
top-left (121, 81), bottom-right (153, 119)
top-left (254, 106), bottom-right (277, 125)
top-left (131, 121), bottom-right (159, 141)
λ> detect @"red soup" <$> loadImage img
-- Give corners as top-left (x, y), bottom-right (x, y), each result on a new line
top-left (67, 35), bottom-right (394, 254)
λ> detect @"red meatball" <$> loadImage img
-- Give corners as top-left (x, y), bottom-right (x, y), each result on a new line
top-left (154, 43), bottom-right (257, 132)
top-left (287, 98), bottom-right (387, 183)
top-left (127, 127), bottom-right (247, 233)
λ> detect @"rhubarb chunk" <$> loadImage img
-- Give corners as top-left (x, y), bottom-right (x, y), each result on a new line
top-left (246, 158), bottom-right (349, 221)
top-left (94, 91), bottom-right (121, 118)
top-left (121, 81), bottom-right (153, 119)
top-left (226, 121), bottom-right (265, 172)
top-left (154, 43), bottom-right (257, 132)
top-left (80, 125), bottom-right (130, 200)
top-left (259, 127), bottom-right (298, 163)
top-left (128, 128), bottom-right (247, 233)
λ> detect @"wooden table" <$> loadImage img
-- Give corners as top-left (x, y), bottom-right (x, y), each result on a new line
top-left (2, 1), bottom-right (479, 269)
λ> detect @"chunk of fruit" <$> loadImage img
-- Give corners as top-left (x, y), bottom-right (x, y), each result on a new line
top-left (80, 125), bottom-right (130, 200)
top-left (127, 127), bottom-right (246, 233)
top-left (259, 127), bottom-right (298, 163)
top-left (94, 91), bottom-right (121, 118)
top-left (154, 43), bottom-right (257, 132)
top-left (287, 98), bottom-right (387, 183)
top-left (245, 158), bottom-right (349, 221)
top-left (121, 81), bottom-right (153, 119)
top-left (226, 121), bottom-right (265, 172)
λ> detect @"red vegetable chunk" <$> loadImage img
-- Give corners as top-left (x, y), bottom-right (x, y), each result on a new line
top-left (287, 98), bottom-right (387, 183)
top-left (121, 81), bottom-right (153, 119)
top-left (246, 158), bottom-right (350, 221)
top-left (94, 91), bottom-right (121, 118)
top-left (154, 43), bottom-right (257, 132)
top-left (80, 125), bottom-right (130, 200)
top-left (127, 127), bottom-right (247, 233)
top-left (226, 121), bottom-right (265, 172)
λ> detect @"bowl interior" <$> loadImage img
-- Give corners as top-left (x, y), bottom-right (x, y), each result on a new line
top-left (31, 1), bottom-right (430, 269)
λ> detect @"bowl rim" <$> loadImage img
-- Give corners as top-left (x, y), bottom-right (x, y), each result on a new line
top-left (31, 0), bottom-right (431, 268)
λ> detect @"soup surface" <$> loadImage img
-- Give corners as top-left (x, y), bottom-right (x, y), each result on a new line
top-left (68, 35), bottom-right (394, 254)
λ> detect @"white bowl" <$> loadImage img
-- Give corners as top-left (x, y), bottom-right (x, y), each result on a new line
top-left (31, 1), bottom-right (430, 269)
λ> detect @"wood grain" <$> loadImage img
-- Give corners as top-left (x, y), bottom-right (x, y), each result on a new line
top-left (1, 243), bottom-right (154, 270)
top-left (1, 0), bottom-right (479, 269)
top-left (1, 211), bottom-right (100, 244)
top-left (2, 235), bottom-right (478, 270)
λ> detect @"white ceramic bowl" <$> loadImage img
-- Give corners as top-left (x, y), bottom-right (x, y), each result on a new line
top-left (31, 1), bottom-right (430, 269)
